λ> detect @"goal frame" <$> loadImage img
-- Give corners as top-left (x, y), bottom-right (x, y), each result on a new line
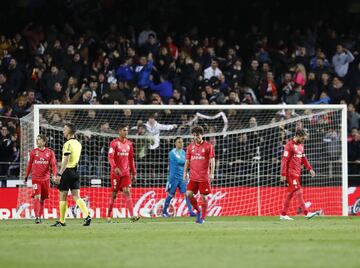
top-left (32, 104), bottom-right (348, 216)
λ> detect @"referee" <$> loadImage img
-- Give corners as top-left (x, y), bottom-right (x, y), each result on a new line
top-left (51, 123), bottom-right (91, 227)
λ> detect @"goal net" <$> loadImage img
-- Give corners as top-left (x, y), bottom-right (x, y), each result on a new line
top-left (17, 104), bottom-right (347, 219)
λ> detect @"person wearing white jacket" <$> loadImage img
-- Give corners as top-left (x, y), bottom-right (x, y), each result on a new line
top-left (332, 44), bottom-right (354, 77)
top-left (145, 114), bottom-right (177, 149)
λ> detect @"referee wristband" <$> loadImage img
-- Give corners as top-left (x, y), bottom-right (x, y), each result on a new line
top-left (57, 173), bottom-right (62, 176)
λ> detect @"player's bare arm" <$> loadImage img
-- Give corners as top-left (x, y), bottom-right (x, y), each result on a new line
top-left (183, 159), bottom-right (189, 181)
top-left (209, 157), bottom-right (215, 181)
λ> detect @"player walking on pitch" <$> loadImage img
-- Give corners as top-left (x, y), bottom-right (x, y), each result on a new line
top-left (107, 124), bottom-right (140, 223)
top-left (25, 134), bottom-right (57, 224)
top-left (184, 126), bottom-right (215, 224)
top-left (280, 129), bottom-right (322, 220)
top-left (162, 137), bottom-right (195, 217)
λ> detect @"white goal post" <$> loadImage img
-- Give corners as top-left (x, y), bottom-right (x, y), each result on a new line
top-left (18, 104), bottom-right (347, 218)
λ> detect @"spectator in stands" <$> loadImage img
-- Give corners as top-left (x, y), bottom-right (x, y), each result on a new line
top-left (7, 58), bottom-right (25, 96)
top-left (141, 33), bottom-right (160, 57)
top-left (244, 59), bottom-right (261, 95)
top-left (332, 44), bottom-right (354, 78)
top-left (259, 71), bottom-right (278, 104)
top-left (135, 53), bottom-right (153, 89)
top-left (348, 129), bottom-right (360, 175)
top-left (43, 64), bottom-right (68, 95)
top-left (13, 96), bottom-right (29, 117)
top-left (0, 72), bottom-right (12, 107)
top-left (328, 76), bottom-right (350, 104)
top-left (0, 126), bottom-right (15, 176)
top-left (166, 35), bottom-right (178, 60)
top-left (149, 74), bottom-right (173, 103)
top-left (348, 103), bottom-right (360, 133)
top-left (134, 123), bottom-right (155, 160)
top-left (145, 113), bottom-right (177, 150)
top-left (116, 57), bottom-right (134, 83)
top-left (204, 59), bottom-right (222, 80)
top-left (47, 82), bottom-right (64, 102)
top-left (138, 23), bottom-right (156, 47)
top-left (101, 78), bottom-right (126, 104)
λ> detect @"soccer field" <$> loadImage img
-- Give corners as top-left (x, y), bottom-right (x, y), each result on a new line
top-left (0, 217), bottom-right (359, 268)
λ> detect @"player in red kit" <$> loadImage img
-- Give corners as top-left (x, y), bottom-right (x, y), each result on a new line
top-left (107, 123), bottom-right (140, 223)
top-left (24, 134), bottom-right (57, 223)
top-left (280, 129), bottom-right (321, 220)
top-left (184, 126), bottom-right (215, 224)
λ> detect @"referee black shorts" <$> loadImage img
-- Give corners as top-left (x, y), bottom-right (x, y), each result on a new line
top-left (58, 167), bottom-right (80, 191)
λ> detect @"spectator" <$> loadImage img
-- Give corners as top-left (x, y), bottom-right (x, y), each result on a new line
top-left (135, 53), bottom-right (154, 89)
top-left (259, 71), bottom-right (278, 104)
top-left (348, 103), bottom-right (360, 133)
top-left (149, 74), bottom-right (173, 103)
top-left (244, 59), bottom-right (261, 95)
top-left (13, 96), bottom-right (29, 117)
top-left (332, 44), bottom-right (354, 78)
top-left (348, 129), bottom-right (360, 175)
top-left (204, 59), bottom-right (222, 80)
top-left (43, 64), bottom-right (68, 99)
top-left (328, 76), bottom-right (350, 104)
top-left (310, 48), bottom-right (330, 70)
top-left (145, 113), bottom-right (177, 150)
top-left (294, 46), bottom-right (310, 70)
top-left (166, 35), bottom-right (178, 60)
top-left (7, 58), bottom-right (25, 95)
top-left (116, 57), bottom-right (134, 83)
top-left (141, 33), bottom-right (159, 57)
top-left (134, 123), bottom-right (155, 160)
top-left (101, 79), bottom-right (126, 104)
top-left (0, 126), bottom-right (14, 176)
top-left (0, 72), bottom-right (12, 107)
top-left (227, 58), bottom-right (244, 87)
top-left (138, 24), bottom-right (156, 47)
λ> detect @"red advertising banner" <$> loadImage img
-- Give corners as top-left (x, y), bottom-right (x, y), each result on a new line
top-left (0, 186), bottom-right (343, 219)
top-left (348, 187), bottom-right (360, 216)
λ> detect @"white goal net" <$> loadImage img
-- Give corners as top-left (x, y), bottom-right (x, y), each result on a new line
top-left (18, 104), bottom-right (348, 219)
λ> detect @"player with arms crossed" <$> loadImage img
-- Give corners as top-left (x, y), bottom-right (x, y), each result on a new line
top-left (25, 134), bottom-right (57, 224)
top-left (107, 124), bottom-right (140, 223)
top-left (162, 137), bottom-right (195, 217)
top-left (184, 126), bottom-right (215, 224)
top-left (280, 129), bottom-right (321, 220)
top-left (52, 123), bottom-right (91, 227)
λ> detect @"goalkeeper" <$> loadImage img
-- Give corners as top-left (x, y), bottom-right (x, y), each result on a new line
top-left (162, 137), bottom-right (195, 217)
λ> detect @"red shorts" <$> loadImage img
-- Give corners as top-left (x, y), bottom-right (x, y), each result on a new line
top-left (186, 180), bottom-right (211, 195)
top-left (31, 179), bottom-right (50, 199)
top-left (110, 175), bottom-right (131, 192)
top-left (287, 176), bottom-right (301, 192)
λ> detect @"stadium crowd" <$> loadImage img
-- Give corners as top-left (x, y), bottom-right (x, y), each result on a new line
top-left (0, 0), bottom-right (359, 180)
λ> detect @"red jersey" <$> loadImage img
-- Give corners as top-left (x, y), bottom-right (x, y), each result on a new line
top-left (25, 148), bottom-right (57, 180)
top-left (108, 138), bottom-right (136, 177)
top-left (186, 141), bottom-right (215, 182)
top-left (281, 139), bottom-right (312, 178)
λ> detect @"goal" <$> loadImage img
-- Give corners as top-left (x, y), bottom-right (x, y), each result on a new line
top-left (17, 104), bottom-right (348, 219)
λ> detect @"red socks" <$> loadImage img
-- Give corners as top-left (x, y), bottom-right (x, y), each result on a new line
top-left (125, 195), bottom-right (134, 217)
top-left (33, 199), bottom-right (40, 218)
top-left (201, 200), bottom-right (207, 220)
top-left (107, 198), bottom-right (115, 218)
top-left (39, 200), bottom-right (44, 218)
top-left (188, 195), bottom-right (200, 212)
top-left (295, 190), bottom-right (308, 215)
top-left (281, 191), bottom-right (294, 216)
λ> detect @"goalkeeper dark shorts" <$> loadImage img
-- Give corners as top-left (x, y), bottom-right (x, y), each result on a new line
top-left (58, 167), bottom-right (80, 191)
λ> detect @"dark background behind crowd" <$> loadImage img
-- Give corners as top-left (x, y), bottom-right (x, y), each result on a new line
top-left (0, 0), bottom-right (359, 185)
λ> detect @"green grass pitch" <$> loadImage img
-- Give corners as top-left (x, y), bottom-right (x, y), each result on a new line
top-left (0, 216), bottom-right (359, 268)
